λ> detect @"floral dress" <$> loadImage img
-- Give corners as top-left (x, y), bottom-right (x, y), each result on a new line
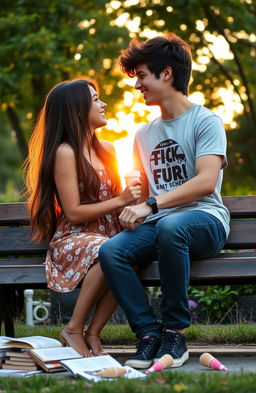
top-left (45, 170), bottom-right (122, 292)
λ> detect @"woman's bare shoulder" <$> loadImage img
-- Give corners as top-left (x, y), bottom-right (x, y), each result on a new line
top-left (55, 143), bottom-right (75, 160)
top-left (101, 140), bottom-right (116, 155)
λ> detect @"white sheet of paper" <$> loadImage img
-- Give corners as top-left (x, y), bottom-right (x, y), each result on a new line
top-left (78, 366), bottom-right (146, 382)
top-left (61, 354), bottom-right (121, 375)
top-left (0, 336), bottom-right (13, 350)
top-left (3, 336), bottom-right (61, 349)
top-left (30, 346), bottom-right (81, 362)
top-left (0, 369), bottom-right (43, 378)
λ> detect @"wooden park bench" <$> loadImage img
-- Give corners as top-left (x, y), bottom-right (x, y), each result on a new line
top-left (0, 196), bottom-right (256, 336)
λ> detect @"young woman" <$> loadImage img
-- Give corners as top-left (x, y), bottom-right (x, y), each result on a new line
top-left (25, 77), bottom-right (141, 357)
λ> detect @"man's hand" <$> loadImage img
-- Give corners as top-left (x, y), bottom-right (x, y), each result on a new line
top-left (119, 202), bottom-right (152, 230)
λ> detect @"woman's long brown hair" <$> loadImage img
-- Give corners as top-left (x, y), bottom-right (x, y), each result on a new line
top-left (24, 78), bottom-right (121, 242)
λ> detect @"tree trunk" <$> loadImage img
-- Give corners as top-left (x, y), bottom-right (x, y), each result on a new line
top-left (31, 76), bottom-right (46, 119)
top-left (6, 107), bottom-right (28, 160)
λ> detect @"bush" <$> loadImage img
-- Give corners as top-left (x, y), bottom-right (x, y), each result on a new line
top-left (189, 285), bottom-right (255, 323)
top-left (148, 285), bottom-right (256, 323)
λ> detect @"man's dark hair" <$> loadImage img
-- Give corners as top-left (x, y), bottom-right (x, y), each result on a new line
top-left (119, 33), bottom-right (192, 95)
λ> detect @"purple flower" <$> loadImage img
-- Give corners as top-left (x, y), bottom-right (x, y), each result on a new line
top-left (188, 299), bottom-right (198, 309)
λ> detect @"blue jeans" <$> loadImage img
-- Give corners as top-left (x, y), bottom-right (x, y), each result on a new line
top-left (99, 210), bottom-right (226, 339)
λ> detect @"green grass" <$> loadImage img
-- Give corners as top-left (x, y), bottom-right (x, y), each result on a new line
top-left (1, 370), bottom-right (256, 392)
top-left (14, 322), bottom-right (256, 345)
top-left (185, 324), bottom-right (256, 345)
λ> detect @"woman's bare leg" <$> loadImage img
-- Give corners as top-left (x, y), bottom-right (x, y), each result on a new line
top-left (60, 262), bottom-right (108, 357)
top-left (84, 265), bottom-right (140, 355)
top-left (85, 289), bottom-right (117, 355)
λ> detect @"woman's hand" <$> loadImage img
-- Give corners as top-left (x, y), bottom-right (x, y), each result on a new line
top-left (119, 183), bottom-right (142, 207)
top-left (119, 202), bottom-right (152, 230)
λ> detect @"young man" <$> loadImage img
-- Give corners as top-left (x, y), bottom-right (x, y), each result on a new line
top-left (99, 33), bottom-right (230, 369)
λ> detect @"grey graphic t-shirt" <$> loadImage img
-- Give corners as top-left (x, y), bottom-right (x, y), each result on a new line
top-left (134, 104), bottom-right (230, 238)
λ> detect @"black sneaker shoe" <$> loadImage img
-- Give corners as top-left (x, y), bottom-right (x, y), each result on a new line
top-left (125, 335), bottom-right (160, 369)
top-left (155, 329), bottom-right (189, 367)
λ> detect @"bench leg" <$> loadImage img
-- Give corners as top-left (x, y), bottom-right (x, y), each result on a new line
top-left (0, 288), bottom-right (24, 337)
top-left (0, 317), bottom-right (15, 337)
top-left (4, 317), bottom-right (15, 337)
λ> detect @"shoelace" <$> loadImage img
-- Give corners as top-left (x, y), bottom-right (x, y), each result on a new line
top-left (159, 332), bottom-right (179, 353)
top-left (136, 337), bottom-right (154, 354)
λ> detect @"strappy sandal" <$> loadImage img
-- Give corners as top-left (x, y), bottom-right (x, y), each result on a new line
top-left (60, 326), bottom-right (82, 346)
top-left (84, 331), bottom-right (108, 356)
top-left (60, 326), bottom-right (91, 357)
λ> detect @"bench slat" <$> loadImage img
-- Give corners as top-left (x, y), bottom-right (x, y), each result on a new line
top-left (0, 258), bottom-right (46, 286)
top-left (226, 220), bottom-right (256, 248)
top-left (0, 268), bottom-right (46, 286)
top-left (0, 203), bottom-right (29, 225)
top-left (0, 274), bottom-right (46, 288)
top-left (1, 196), bottom-right (256, 226)
top-left (0, 257), bottom-right (45, 268)
top-left (2, 253), bottom-right (256, 286)
top-left (0, 228), bottom-right (48, 255)
top-left (222, 196), bottom-right (256, 218)
top-left (139, 252), bottom-right (256, 285)
top-left (1, 219), bottom-right (256, 255)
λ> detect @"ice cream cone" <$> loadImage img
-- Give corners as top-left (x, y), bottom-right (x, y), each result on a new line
top-left (124, 170), bottom-right (141, 186)
top-left (93, 367), bottom-right (127, 378)
top-left (146, 354), bottom-right (174, 374)
top-left (199, 352), bottom-right (228, 371)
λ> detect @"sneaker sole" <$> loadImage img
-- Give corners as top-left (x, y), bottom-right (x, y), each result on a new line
top-left (125, 358), bottom-right (153, 369)
top-left (155, 351), bottom-right (189, 368)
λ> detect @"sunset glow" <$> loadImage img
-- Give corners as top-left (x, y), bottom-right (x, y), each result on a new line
top-left (107, 82), bottom-right (243, 180)
top-left (99, 20), bottom-right (245, 180)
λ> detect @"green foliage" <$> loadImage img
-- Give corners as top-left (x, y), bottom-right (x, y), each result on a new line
top-left (189, 284), bottom-right (256, 322)
top-left (148, 284), bottom-right (256, 323)
top-left (33, 289), bottom-right (51, 302)
top-left (0, 0), bottom-right (255, 198)
top-left (0, 1), bottom-right (130, 159)
top-left (0, 0), bottom-right (131, 197)
top-left (222, 115), bottom-right (256, 195)
top-left (189, 285), bottom-right (239, 321)
top-left (114, 0), bottom-right (256, 130)
top-left (114, 0), bottom-right (256, 195)
top-left (0, 1), bottom-right (128, 113)
top-left (0, 113), bottom-right (22, 194)
top-left (0, 181), bottom-right (20, 202)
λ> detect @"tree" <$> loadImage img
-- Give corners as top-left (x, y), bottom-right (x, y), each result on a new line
top-left (110, 0), bottom-right (256, 132)
top-left (108, 0), bottom-right (256, 194)
top-left (1, 0), bottom-right (255, 195)
top-left (0, 0), bottom-right (129, 160)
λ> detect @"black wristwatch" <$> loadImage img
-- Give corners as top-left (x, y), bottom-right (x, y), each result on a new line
top-left (146, 197), bottom-right (158, 214)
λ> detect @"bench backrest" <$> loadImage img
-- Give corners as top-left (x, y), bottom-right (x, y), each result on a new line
top-left (0, 196), bottom-right (256, 257)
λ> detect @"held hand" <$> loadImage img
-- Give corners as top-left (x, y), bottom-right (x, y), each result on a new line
top-left (119, 202), bottom-right (152, 230)
top-left (119, 184), bottom-right (142, 206)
